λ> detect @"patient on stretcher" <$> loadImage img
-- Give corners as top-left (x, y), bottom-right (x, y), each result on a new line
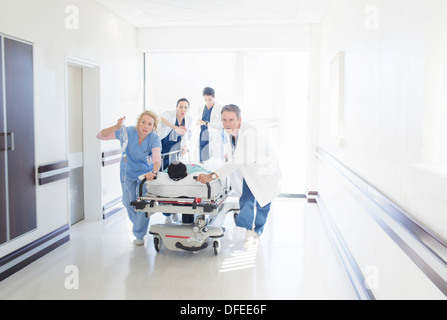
top-left (143, 161), bottom-right (222, 199)
top-left (165, 161), bottom-right (211, 181)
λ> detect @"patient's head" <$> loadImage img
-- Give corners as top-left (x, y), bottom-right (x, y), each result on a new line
top-left (167, 161), bottom-right (188, 181)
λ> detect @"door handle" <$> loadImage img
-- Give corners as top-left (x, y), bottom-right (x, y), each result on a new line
top-left (8, 132), bottom-right (14, 151)
top-left (0, 132), bottom-right (14, 151)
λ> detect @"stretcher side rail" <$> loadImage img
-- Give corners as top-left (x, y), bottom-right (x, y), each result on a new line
top-left (129, 175), bottom-right (237, 255)
top-left (160, 150), bottom-right (183, 171)
top-left (133, 192), bottom-right (229, 216)
top-left (137, 176), bottom-right (213, 199)
top-left (130, 176), bottom-right (228, 216)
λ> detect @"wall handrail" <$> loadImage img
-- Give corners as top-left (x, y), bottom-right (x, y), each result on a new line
top-left (37, 161), bottom-right (69, 186)
top-left (102, 149), bottom-right (122, 167)
top-left (316, 147), bottom-right (447, 297)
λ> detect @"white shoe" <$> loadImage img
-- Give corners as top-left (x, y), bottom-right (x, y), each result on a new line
top-left (134, 239), bottom-right (144, 246)
top-left (243, 230), bottom-right (258, 249)
top-left (165, 215), bottom-right (172, 223)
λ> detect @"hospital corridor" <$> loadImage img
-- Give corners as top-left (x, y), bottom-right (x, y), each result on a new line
top-left (1, 0), bottom-right (447, 302)
top-left (0, 198), bottom-right (356, 300)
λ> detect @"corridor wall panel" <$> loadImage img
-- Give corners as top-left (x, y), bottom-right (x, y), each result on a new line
top-left (313, 0), bottom-right (447, 299)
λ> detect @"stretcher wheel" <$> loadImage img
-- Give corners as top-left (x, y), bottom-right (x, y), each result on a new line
top-left (153, 235), bottom-right (162, 252)
top-left (213, 240), bottom-right (220, 256)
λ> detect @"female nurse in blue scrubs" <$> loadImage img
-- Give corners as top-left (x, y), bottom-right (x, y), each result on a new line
top-left (97, 111), bottom-right (161, 246)
top-left (159, 98), bottom-right (192, 223)
top-left (159, 98), bottom-right (192, 170)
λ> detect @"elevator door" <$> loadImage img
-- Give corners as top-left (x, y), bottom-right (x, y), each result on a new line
top-left (67, 65), bottom-right (84, 225)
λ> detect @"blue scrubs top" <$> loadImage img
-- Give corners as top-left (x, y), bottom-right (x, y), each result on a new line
top-left (161, 118), bottom-right (184, 154)
top-left (200, 106), bottom-right (213, 145)
top-left (199, 106), bottom-right (213, 161)
top-left (115, 126), bottom-right (161, 180)
top-left (161, 118), bottom-right (184, 169)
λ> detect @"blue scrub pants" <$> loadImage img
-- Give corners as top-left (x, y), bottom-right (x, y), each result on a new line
top-left (199, 139), bottom-right (210, 162)
top-left (236, 179), bottom-right (271, 236)
top-left (121, 177), bottom-right (149, 240)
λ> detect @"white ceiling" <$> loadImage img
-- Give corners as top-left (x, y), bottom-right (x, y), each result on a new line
top-left (96, 0), bottom-right (330, 28)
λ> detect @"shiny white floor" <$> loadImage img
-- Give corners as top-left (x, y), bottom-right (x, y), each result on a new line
top-left (0, 198), bottom-right (357, 300)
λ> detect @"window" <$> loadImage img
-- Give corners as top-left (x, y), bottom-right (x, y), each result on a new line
top-left (145, 51), bottom-right (310, 194)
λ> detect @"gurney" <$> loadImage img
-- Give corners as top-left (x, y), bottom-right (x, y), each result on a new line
top-left (130, 168), bottom-right (239, 255)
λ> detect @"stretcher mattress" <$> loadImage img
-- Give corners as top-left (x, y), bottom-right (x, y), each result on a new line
top-left (144, 171), bottom-right (223, 199)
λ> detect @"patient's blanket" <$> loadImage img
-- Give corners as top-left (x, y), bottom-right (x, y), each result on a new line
top-left (146, 163), bottom-right (222, 199)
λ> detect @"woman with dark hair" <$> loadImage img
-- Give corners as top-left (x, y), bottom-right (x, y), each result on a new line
top-left (159, 98), bottom-right (192, 223)
top-left (159, 98), bottom-right (192, 170)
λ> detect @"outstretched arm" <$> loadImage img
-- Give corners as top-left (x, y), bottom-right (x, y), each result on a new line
top-left (97, 116), bottom-right (125, 140)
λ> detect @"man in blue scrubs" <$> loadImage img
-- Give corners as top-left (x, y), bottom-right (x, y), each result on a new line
top-left (196, 87), bottom-right (223, 162)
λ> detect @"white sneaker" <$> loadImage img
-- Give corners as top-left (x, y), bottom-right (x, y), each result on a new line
top-left (243, 230), bottom-right (258, 249)
top-left (134, 239), bottom-right (144, 246)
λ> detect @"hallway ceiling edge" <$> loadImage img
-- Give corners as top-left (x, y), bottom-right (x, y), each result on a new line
top-left (95, 0), bottom-right (330, 28)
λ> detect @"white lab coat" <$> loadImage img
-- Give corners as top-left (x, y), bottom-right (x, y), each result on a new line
top-left (215, 122), bottom-right (281, 207)
top-left (158, 110), bottom-right (192, 150)
top-left (191, 102), bottom-right (224, 162)
top-left (201, 102), bottom-right (223, 132)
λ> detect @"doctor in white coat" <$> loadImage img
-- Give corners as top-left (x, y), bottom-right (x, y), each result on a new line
top-left (196, 104), bottom-right (281, 246)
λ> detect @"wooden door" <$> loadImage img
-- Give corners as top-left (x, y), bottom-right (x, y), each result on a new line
top-left (4, 37), bottom-right (37, 239)
top-left (0, 37), bottom-right (6, 245)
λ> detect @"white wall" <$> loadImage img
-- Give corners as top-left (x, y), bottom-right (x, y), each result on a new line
top-left (145, 52), bottom-right (238, 114)
top-left (138, 24), bottom-right (311, 52)
top-left (0, 0), bottom-right (143, 256)
top-left (313, 0), bottom-right (447, 299)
